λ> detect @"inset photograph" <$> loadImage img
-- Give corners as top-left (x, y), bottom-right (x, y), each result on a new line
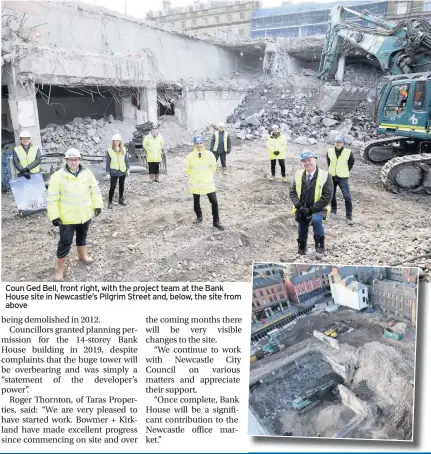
top-left (249, 263), bottom-right (418, 441)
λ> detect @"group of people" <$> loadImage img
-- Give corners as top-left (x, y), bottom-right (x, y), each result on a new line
top-left (11, 122), bottom-right (354, 280)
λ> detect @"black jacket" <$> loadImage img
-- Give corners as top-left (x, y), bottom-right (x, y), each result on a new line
top-left (289, 167), bottom-right (333, 219)
top-left (210, 131), bottom-right (231, 154)
top-left (326, 146), bottom-right (355, 176)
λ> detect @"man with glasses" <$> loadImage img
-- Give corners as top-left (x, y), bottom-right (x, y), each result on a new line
top-left (47, 148), bottom-right (103, 281)
top-left (289, 150), bottom-right (333, 259)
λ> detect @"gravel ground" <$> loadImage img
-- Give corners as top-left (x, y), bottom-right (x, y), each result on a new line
top-left (1, 139), bottom-right (430, 282)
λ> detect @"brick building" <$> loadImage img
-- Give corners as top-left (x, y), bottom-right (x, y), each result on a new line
top-left (252, 276), bottom-right (289, 322)
top-left (285, 271), bottom-right (324, 304)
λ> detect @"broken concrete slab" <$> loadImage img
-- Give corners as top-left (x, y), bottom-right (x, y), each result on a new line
top-left (246, 115), bottom-right (261, 126)
top-left (294, 136), bottom-right (309, 145)
top-left (322, 118), bottom-right (339, 127)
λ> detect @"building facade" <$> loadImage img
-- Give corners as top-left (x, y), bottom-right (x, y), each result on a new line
top-left (253, 263), bottom-right (286, 280)
top-left (285, 271), bottom-right (324, 304)
top-left (250, 0), bottom-right (388, 39)
top-left (252, 276), bottom-right (289, 322)
top-left (387, 267), bottom-right (418, 284)
top-left (147, 0), bottom-right (261, 41)
top-left (368, 280), bottom-right (417, 324)
top-left (385, 0), bottom-right (431, 21)
top-left (329, 268), bottom-right (369, 311)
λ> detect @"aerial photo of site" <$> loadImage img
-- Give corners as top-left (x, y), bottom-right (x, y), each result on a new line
top-left (248, 263), bottom-right (419, 441)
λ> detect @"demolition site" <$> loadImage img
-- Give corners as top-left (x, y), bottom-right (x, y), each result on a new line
top-left (249, 264), bottom-right (418, 440)
top-left (1, 1), bottom-right (431, 282)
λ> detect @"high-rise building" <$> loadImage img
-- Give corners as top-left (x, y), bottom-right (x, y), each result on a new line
top-left (147, 0), bottom-right (261, 41)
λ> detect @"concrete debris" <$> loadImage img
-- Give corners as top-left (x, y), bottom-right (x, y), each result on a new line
top-left (40, 115), bottom-right (193, 156)
top-left (322, 118), bottom-right (339, 127)
top-left (246, 115), bottom-right (261, 126)
top-left (226, 67), bottom-right (379, 145)
top-left (40, 117), bottom-right (136, 156)
top-left (294, 136), bottom-right (309, 145)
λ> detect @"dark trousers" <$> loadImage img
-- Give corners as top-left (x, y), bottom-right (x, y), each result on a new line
top-left (331, 177), bottom-right (352, 217)
top-left (57, 220), bottom-right (91, 258)
top-left (148, 162), bottom-right (160, 174)
top-left (193, 192), bottom-right (219, 223)
top-left (109, 175), bottom-right (126, 202)
top-left (213, 152), bottom-right (227, 167)
top-left (270, 159), bottom-right (286, 177)
top-left (298, 214), bottom-right (325, 241)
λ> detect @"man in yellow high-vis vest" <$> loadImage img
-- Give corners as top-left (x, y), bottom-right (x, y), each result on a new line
top-left (47, 148), bottom-right (103, 281)
top-left (210, 122), bottom-right (231, 173)
top-left (289, 150), bottom-right (333, 259)
top-left (13, 130), bottom-right (41, 180)
top-left (326, 136), bottom-right (355, 225)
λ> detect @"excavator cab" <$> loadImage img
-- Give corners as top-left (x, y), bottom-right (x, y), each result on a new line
top-left (377, 74), bottom-right (431, 141)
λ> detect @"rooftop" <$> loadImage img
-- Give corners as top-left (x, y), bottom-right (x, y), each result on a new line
top-left (253, 276), bottom-right (283, 290)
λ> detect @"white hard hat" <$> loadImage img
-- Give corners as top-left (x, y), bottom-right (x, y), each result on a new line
top-left (19, 130), bottom-right (31, 138)
top-left (151, 123), bottom-right (159, 129)
top-left (218, 122), bottom-right (225, 128)
top-left (271, 125), bottom-right (280, 130)
top-left (65, 148), bottom-right (81, 158)
top-left (112, 134), bottom-right (122, 141)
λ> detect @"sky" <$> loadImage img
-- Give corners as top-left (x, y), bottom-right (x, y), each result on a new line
top-left (80, 0), bottom-right (332, 19)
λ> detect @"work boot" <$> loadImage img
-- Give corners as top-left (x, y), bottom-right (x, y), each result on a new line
top-left (54, 258), bottom-right (66, 281)
top-left (297, 239), bottom-right (307, 256)
top-left (314, 235), bottom-right (325, 260)
top-left (119, 197), bottom-right (127, 206)
top-left (155, 176), bottom-right (162, 183)
top-left (331, 210), bottom-right (337, 216)
top-left (282, 177), bottom-right (288, 183)
top-left (193, 217), bottom-right (203, 224)
top-left (77, 246), bottom-right (93, 264)
top-left (108, 201), bottom-right (113, 209)
top-left (346, 217), bottom-right (354, 225)
top-left (213, 221), bottom-right (224, 231)
top-left (222, 167), bottom-right (227, 174)
top-left (268, 176), bottom-right (274, 181)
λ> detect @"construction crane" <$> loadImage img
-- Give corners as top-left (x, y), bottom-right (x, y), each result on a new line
top-left (318, 5), bottom-right (431, 194)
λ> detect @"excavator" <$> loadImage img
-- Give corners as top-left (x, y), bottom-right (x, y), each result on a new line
top-left (318, 5), bottom-right (431, 194)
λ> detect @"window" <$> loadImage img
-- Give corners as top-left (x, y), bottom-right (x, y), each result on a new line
top-left (192, 19), bottom-right (196, 26)
top-left (396, 1), bottom-right (408, 15)
top-left (203, 17), bottom-right (208, 25)
top-left (253, 293), bottom-right (256, 299)
top-left (260, 291), bottom-right (264, 297)
top-left (239, 28), bottom-right (244, 36)
top-left (384, 84), bottom-right (410, 116)
top-left (181, 21), bottom-right (186, 28)
top-left (227, 14), bottom-right (232, 22)
top-left (240, 12), bottom-right (245, 19)
top-left (424, 1), bottom-right (431, 12)
top-left (215, 15), bottom-right (220, 23)
top-left (413, 81), bottom-right (426, 111)
top-left (266, 289), bottom-right (270, 295)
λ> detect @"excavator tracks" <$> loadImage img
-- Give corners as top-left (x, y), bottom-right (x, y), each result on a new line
top-left (380, 153), bottom-right (431, 193)
top-left (360, 136), bottom-right (406, 164)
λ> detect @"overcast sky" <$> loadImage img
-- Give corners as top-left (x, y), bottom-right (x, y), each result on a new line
top-left (81, 0), bottom-right (331, 18)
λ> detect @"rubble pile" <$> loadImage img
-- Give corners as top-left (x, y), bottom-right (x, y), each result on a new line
top-left (40, 115), bottom-right (194, 156)
top-left (226, 68), bottom-right (379, 148)
top-left (40, 116), bottom-right (136, 156)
